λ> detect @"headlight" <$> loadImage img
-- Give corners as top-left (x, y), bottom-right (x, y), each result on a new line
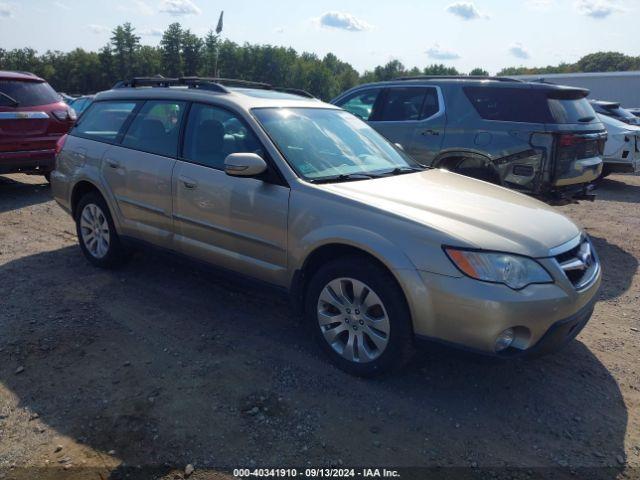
top-left (444, 247), bottom-right (553, 290)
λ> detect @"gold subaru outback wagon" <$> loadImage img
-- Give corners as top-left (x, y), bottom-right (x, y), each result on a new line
top-left (51, 77), bottom-right (601, 376)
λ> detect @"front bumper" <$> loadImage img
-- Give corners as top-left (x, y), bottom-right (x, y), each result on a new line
top-left (0, 149), bottom-right (55, 174)
top-left (406, 261), bottom-right (601, 355)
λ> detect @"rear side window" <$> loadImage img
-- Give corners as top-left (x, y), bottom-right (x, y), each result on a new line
top-left (182, 103), bottom-right (263, 170)
top-left (122, 101), bottom-right (186, 157)
top-left (73, 101), bottom-right (137, 142)
top-left (337, 88), bottom-right (382, 120)
top-left (0, 80), bottom-right (60, 107)
top-left (464, 87), bottom-right (553, 123)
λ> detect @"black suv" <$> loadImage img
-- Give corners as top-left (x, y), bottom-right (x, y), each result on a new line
top-left (332, 76), bottom-right (607, 200)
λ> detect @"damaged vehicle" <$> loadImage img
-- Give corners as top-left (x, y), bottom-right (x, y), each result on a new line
top-left (597, 113), bottom-right (640, 177)
top-left (332, 76), bottom-right (607, 201)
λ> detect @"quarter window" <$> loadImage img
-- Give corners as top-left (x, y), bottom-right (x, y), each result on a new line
top-left (376, 87), bottom-right (437, 122)
top-left (122, 101), bottom-right (186, 157)
top-left (73, 101), bottom-right (138, 142)
top-left (464, 87), bottom-right (554, 123)
top-left (336, 89), bottom-right (382, 121)
top-left (182, 103), bottom-right (263, 170)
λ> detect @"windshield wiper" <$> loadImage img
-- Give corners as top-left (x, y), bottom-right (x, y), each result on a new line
top-left (0, 92), bottom-right (19, 107)
top-left (380, 166), bottom-right (426, 176)
top-left (308, 173), bottom-right (375, 184)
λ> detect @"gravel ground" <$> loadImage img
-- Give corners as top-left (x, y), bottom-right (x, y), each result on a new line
top-left (0, 173), bottom-right (638, 480)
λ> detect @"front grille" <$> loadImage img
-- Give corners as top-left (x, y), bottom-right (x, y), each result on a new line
top-left (553, 237), bottom-right (599, 290)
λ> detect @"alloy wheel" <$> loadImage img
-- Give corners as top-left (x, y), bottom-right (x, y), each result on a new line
top-left (317, 277), bottom-right (391, 363)
top-left (79, 203), bottom-right (111, 259)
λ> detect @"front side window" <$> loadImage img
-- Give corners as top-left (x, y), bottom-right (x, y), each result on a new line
top-left (73, 101), bottom-right (138, 142)
top-left (253, 108), bottom-right (421, 181)
top-left (376, 88), bottom-right (431, 122)
top-left (0, 80), bottom-right (60, 107)
top-left (336, 89), bottom-right (381, 121)
top-left (182, 103), bottom-right (264, 170)
top-left (122, 101), bottom-right (186, 157)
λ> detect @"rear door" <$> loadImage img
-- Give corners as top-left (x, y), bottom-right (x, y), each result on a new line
top-left (172, 102), bottom-right (289, 286)
top-left (96, 100), bottom-right (185, 248)
top-left (369, 86), bottom-right (445, 165)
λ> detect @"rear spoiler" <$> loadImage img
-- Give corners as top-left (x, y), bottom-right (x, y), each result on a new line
top-left (544, 86), bottom-right (590, 100)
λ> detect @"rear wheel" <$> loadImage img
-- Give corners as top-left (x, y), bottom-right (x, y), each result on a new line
top-left (305, 257), bottom-right (414, 376)
top-left (75, 192), bottom-right (126, 268)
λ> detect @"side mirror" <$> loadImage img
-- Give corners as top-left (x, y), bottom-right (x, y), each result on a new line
top-left (224, 153), bottom-right (268, 177)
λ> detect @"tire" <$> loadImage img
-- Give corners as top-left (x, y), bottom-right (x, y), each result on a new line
top-left (304, 256), bottom-right (414, 377)
top-left (75, 192), bottom-right (126, 269)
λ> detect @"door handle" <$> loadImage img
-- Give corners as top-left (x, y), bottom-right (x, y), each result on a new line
top-left (106, 159), bottom-right (120, 169)
top-left (421, 129), bottom-right (440, 136)
top-left (179, 176), bottom-right (198, 189)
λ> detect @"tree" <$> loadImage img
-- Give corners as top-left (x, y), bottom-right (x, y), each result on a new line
top-left (576, 52), bottom-right (637, 72)
top-left (202, 31), bottom-right (219, 76)
top-left (469, 67), bottom-right (489, 76)
top-left (160, 23), bottom-right (184, 77)
top-left (182, 29), bottom-right (203, 76)
top-left (110, 23), bottom-right (140, 80)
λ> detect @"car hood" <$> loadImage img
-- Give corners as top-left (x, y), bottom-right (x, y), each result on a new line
top-left (321, 169), bottom-right (581, 258)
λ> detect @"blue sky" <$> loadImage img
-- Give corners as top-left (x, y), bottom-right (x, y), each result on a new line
top-left (0, 0), bottom-right (637, 74)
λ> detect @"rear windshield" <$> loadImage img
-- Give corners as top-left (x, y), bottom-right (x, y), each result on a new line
top-left (464, 87), bottom-right (596, 124)
top-left (601, 105), bottom-right (638, 122)
top-left (0, 80), bottom-right (60, 107)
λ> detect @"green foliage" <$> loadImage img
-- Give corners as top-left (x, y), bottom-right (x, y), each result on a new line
top-left (469, 68), bottom-right (489, 76)
top-left (2, 23), bottom-right (639, 100)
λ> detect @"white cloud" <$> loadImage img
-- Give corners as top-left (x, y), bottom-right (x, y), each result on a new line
top-left (0, 2), bottom-right (13, 18)
top-left (426, 44), bottom-right (461, 61)
top-left (446, 2), bottom-right (489, 20)
top-left (87, 24), bottom-right (110, 34)
top-left (574, 0), bottom-right (620, 18)
top-left (509, 42), bottom-right (530, 59)
top-left (317, 11), bottom-right (373, 31)
top-left (54, 1), bottom-right (70, 10)
top-left (141, 27), bottom-right (164, 37)
top-left (159, 0), bottom-right (201, 16)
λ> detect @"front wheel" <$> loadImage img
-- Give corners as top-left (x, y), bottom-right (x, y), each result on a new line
top-left (75, 192), bottom-right (126, 269)
top-left (304, 257), bottom-right (414, 377)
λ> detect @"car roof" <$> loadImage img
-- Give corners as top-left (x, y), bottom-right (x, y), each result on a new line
top-left (94, 85), bottom-right (337, 111)
top-left (342, 77), bottom-right (588, 92)
top-left (0, 70), bottom-right (45, 82)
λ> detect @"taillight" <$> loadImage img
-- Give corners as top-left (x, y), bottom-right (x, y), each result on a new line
top-left (55, 134), bottom-right (68, 155)
top-left (558, 134), bottom-right (586, 147)
top-left (52, 107), bottom-right (76, 121)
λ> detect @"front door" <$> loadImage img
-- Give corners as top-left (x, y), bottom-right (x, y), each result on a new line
top-left (172, 103), bottom-right (289, 286)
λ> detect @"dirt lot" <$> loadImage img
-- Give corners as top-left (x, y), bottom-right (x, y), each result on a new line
top-left (0, 173), bottom-right (638, 480)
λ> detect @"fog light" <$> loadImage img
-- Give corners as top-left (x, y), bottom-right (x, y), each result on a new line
top-left (495, 328), bottom-right (515, 352)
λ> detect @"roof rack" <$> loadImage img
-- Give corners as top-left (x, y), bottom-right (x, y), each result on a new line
top-left (112, 76), bottom-right (316, 98)
top-left (394, 75), bottom-right (522, 83)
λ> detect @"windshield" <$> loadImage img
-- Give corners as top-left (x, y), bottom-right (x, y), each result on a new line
top-left (252, 108), bottom-right (421, 181)
top-left (603, 106), bottom-right (639, 124)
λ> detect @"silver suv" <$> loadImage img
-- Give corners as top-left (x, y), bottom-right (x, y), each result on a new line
top-left (51, 77), bottom-right (601, 376)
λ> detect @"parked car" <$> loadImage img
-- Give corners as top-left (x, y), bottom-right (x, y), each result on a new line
top-left (626, 108), bottom-right (640, 118)
top-left (0, 71), bottom-right (76, 181)
top-left (597, 113), bottom-right (640, 177)
top-left (68, 95), bottom-right (94, 116)
top-left (332, 76), bottom-right (606, 201)
top-left (59, 92), bottom-right (76, 104)
top-left (51, 77), bottom-right (601, 376)
top-left (590, 100), bottom-right (640, 126)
